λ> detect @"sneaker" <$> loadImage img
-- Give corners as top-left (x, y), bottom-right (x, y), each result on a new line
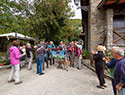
top-left (39, 73), bottom-right (44, 75)
top-left (15, 81), bottom-right (23, 85)
top-left (8, 79), bottom-right (15, 83)
top-left (77, 67), bottom-right (81, 70)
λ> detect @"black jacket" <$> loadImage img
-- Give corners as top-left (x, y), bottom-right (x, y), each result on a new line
top-left (26, 47), bottom-right (34, 58)
top-left (93, 51), bottom-right (105, 68)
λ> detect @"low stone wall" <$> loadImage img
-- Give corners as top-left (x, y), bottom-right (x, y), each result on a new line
top-left (0, 65), bottom-right (11, 71)
top-left (82, 59), bottom-right (112, 80)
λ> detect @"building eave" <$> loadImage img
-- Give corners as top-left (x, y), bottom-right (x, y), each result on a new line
top-left (98, 0), bottom-right (125, 9)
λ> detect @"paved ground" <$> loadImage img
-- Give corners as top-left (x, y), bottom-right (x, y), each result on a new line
top-left (0, 63), bottom-right (113, 95)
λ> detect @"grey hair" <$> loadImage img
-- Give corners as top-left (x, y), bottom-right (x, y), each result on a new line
top-left (40, 41), bottom-right (44, 45)
top-left (26, 43), bottom-right (30, 46)
top-left (50, 41), bottom-right (53, 44)
top-left (112, 46), bottom-right (124, 56)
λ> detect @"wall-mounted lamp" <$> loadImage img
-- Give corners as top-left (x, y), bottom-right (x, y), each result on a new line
top-left (74, 0), bottom-right (80, 6)
top-left (74, 0), bottom-right (89, 11)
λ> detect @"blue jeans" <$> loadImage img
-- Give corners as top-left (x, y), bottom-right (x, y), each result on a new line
top-left (36, 57), bottom-right (44, 74)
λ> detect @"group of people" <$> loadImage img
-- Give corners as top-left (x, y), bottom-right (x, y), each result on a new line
top-left (8, 40), bottom-right (35, 85)
top-left (8, 40), bottom-right (83, 85)
top-left (7, 39), bottom-right (125, 95)
top-left (92, 44), bottom-right (125, 95)
top-left (56, 41), bottom-right (83, 71)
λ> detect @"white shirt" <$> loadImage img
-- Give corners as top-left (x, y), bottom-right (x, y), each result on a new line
top-left (75, 43), bottom-right (82, 51)
top-left (20, 47), bottom-right (26, 55)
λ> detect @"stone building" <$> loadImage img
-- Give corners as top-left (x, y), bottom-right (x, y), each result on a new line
top-left (80, 0), bottom-right (125, 51)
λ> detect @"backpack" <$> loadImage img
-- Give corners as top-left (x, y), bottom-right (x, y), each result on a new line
top-left (76, 48), bottom-right (82, 57)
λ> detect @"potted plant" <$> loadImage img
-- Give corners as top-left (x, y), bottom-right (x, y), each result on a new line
top-left (105, 49), bottom-right (113, 59)
top-left (0, 60), bottom-right (6, 66)
top-left (0, 59), bottom-right (10, 66)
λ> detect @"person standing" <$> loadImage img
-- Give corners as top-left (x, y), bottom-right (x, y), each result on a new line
top-left (92, 45), bottom-right (106, 89)
top-left (69, 42), bottom-right (75, 67)
top-left (26, 43), bottom-right (34, 70)
top-left (104, 56), bottom-right (117, 95)
top-left (75, 42), bottom-right (82, 70)
top-left (48, 41), bottom-right (56, 65)
top-left (59, 41), bottom-right (64, 50)
top-left (8, 40), bottom-right (24, 85)
top-left (64, 43), bottom-right (69, 71)
top-left (44, 42), bottom-right (49, 68)
top-left (112, 47), bottom-right (125, 95)
top-left (20, 43), bottom-right (26, 68)
top-left (36, 41), bottom-right (45, 75)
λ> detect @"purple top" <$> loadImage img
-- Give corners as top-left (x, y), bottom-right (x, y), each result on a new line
top-left (114, 57), bottom-right (125, 88)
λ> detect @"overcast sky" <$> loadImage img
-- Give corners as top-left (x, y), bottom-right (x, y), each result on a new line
top-left (11, 0), bottom-right (82, 19)
top-left (69, 0), bottom-right (82, 19)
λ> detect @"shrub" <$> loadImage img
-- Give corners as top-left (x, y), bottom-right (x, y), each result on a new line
top-left (0, 59), bottom-right (10, 65)
top-left (5, 59), bottom-right (10, 65)
top-left (82, 50), bottom-right (90, 59)
top-left (105, 49), bottom-right (113, 58)
top-left (105, 48), bottom-right (125, 58)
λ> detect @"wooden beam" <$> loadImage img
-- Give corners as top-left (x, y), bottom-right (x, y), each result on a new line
top-left (113, 27), bottom-right (125, 29)
top-left (113, 30), bottom-right (125, 43)
top-left (108, 0), bottom-right (117, 1)
top-left (113, 35), bottom-right (125, 43)
top-left (113, 31), bottom-right (125, 39)
top-left (104, 3), bottom-right (125, 9)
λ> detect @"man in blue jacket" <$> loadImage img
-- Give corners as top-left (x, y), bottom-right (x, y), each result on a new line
top-left (105, 56), bottom-right (117, 95)
top-left (112, 46), bottom-right (125, 95)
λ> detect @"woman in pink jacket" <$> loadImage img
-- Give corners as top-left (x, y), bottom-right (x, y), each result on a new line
top-left (8, 40), bottom-right (24, 85)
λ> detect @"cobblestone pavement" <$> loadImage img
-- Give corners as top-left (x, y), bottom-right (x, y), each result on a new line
top-left (0, 63), bottom-right (113, 95)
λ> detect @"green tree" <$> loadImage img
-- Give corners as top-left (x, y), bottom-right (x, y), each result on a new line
top-left (17, 0), bottom-right (76, 43)
top-left (0, 0), bottom-right (26, 34)
top-left (0, 0), bottom-right (81, 44)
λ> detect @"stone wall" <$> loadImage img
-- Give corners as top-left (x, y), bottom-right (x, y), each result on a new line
top-left (106, 9), bottom-right (125, 50)
top-left (106, 9), bottom-right (113, 50)
top-left (87, 0), bottom-right (125, 52)
top-left (88, 0), bottom-right (106, 51)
